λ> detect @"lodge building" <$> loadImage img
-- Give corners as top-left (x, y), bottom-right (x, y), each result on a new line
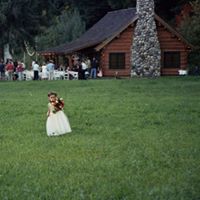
top-left (40, 8), bottom-right (193, 76)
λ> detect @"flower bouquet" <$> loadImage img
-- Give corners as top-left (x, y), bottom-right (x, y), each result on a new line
top-left (52, 97), bottom-right (64, 113)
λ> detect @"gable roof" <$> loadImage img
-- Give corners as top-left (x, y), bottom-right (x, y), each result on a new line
top-left (41, 8), bottom-right (137, 55)
top-left (41, 8), bottom-right (192, 55)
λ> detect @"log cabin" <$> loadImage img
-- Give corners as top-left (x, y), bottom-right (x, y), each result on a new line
top-left (40, 8), bottom-right (193, 76)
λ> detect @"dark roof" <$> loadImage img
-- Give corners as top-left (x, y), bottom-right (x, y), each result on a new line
top-left (41, 43), bottom-right (68, 54)
top-left (40, 7), bottom-right (193, 55)
top-left (41, 8), bottom-right (137, 54)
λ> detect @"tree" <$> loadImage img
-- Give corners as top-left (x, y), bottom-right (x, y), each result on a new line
top-left (37, 9), bottom-right (86, 50)
top-left (107, 0), bottom-right (136, 9)
top-left (179, 0), bottom-right (200, 73)
top-left (0, 0), bottom-right (69, 58)
top-left (67, 0), bottom-right (111, 28)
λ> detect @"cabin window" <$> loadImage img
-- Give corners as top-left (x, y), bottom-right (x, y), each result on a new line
top-left (109, 53), bottom-right (125, 69)
top-left (163, 52), bottom-right (180, 68)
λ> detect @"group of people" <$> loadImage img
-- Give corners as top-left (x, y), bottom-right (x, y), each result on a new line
top-left (31, 55), bottom-right (101, 81)
top-left (0, 54), bottom-right (102, 81)
top-left (32, 60), bottom-right (55, 80)
top-left (0, 59), bottom-right (25, 81)
top-left (71, 55), bottom-right (101, 80)
top-left (0, 58), bottom-right (56, 81)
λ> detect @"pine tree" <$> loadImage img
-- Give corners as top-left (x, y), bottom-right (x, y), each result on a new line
top-left (0, 0), bottom-right (69, 57)
top-left (37, 9), bottom-right (86, 50)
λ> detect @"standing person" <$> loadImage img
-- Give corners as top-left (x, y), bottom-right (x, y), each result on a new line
top-left (5, 61), bottom-right (14, 80)
top-left (81, 59), bottom-right (88, 80)
top-left (13, 60), bottom-right (18, 80)
top-left (47, 60), bottom-right (55, 80)
top-left (85, 57), bottom-right (91, 75)
top-left (13, 60), bottom-right (18, 73)
top-left (41, 62), bottom-right (48, 80)
top-left (90, 57), bottom-right (98, 79)
top-left (16, 61), bottom-right (24, 81)
top-left (46, 91), bottom-right (71, 136)
top-left (33, 61), bottom-right (40, 80)
top-left (77, 60), bottom-right (83, 80)
top-left (0, 59), bottom-right (5, 80)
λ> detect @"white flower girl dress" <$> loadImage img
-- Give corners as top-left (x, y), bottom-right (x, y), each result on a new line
top-left (46, 102), bottom-right (71, 136)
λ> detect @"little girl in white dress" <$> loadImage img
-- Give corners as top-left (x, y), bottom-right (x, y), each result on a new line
top-left (46, 91), bottom-right (71, 136)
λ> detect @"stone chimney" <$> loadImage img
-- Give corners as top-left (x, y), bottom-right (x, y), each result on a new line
top-left (131, 0), bottom-right (161, 77)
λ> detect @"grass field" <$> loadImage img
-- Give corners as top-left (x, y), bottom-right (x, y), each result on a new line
top-left (0, 77), bottom-right (200, 200)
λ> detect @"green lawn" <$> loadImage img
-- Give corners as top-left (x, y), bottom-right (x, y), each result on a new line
top-left (0, 77), bottom-right (200, 200)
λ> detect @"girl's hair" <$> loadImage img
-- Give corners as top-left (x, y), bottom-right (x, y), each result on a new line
top-left (48, 91), bottom-right (57, 97)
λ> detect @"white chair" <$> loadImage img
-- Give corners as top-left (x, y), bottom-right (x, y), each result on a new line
top-left (23, 70), bottom-right (33, 81)
top-left (23, 72), bottom-right (26, 81)
top-left (68, 71), bottom-right (78, 80)
top-left (53, 70), bottom-right (61, 80)
top-left (64, 71), bottom-right (69, 80)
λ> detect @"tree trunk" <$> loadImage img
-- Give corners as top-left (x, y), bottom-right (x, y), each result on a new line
top-left (4, 43), bottom-right (13, 62)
